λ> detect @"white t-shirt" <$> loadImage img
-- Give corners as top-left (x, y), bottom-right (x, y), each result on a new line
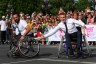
top-left (0, 20), bottom-right (7, 31)
top-left (16, 20), bottom-right (27, 35)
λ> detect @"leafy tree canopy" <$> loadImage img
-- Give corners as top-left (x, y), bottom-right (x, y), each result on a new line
top-left (0, 0), bottom-right (93, 18)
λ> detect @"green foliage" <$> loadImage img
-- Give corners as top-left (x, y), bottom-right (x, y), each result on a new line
top-left (0, 0), bottom-right (93, 18)
top-left (50, 0), bottom-right (62, 8)
top-left (0, 0), bottom-right (9, 19)
top-left (50, 7), bottom-right (58, 15)
top-left (12, 0), bottom-right (42, 14)
top-left (75, 0), bottom-right (90, 11)
top-left (63, 1), bottom-right (73, 12)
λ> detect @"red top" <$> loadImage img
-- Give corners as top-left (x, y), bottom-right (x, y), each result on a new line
top-left (36, 31), bottom-right (42, 37)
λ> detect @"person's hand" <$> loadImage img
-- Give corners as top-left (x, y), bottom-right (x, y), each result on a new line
top-left (34, 35), bottom-right (44, 40)
top-left (13, 31), bottom-right (16, 34)
top-left (34, 37), bottom-right (42, 40)
top-left (20, 36), bottom-right (25, 41)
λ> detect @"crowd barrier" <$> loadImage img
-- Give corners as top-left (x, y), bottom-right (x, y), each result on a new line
top-left (85, 25), bottom-right (96, 41)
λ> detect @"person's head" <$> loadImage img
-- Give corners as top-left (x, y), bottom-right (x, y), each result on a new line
top-left (13, 14), bottom-right (20, 24)
top-left (78, 13), bottom-right (83, 20)
top-left (87, 13), bottom-right (93, 18)
top-left (66, 12), bottom-right (72, 19)
top-left (2, 16), bottom-right (5, 20)
top-left (73, 13), bottom-right (78, 20)
top-left (58, 13), bottom-right (66, 22)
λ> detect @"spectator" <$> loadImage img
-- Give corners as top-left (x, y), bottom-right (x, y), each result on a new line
top-left (87, 13), bottom-right (94, 24)
top-left (0, 16), bottom-right (7, 44)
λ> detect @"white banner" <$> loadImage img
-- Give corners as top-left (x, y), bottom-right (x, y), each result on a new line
top-left (47, 25), bottom-right (96, 42)
top-left (85, 25), bottom-right (96, 41)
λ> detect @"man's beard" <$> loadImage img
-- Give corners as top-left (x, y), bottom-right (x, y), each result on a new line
top-left (15, 19), bottom-right (20, 24)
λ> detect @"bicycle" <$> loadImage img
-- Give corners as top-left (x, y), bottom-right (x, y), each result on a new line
top-left (7, 35), bottom-right (40, 58)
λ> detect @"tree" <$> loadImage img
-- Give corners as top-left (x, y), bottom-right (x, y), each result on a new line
top-left (0, 0), bottom-right (9, 19)
top-left (11, 0), bottom-right (42, 14)
top-left (75, 0), bottom-right (90, 11)
top-left (0, 0), bottom-right (93, 18)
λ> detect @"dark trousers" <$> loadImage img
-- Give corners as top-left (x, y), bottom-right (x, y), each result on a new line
top-left (65, 31), bottom-right (82, 53)
top-left (1, 31), bottom-right (6, 44)
top-left (6, 29), bottom-right (12, 42)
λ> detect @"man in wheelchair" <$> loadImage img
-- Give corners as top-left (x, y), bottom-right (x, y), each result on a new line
top-left (35, 12), bottom-right (86, 59)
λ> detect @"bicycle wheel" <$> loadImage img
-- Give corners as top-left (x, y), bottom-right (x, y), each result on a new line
top-left (17, 37), bottom-right (40, 58)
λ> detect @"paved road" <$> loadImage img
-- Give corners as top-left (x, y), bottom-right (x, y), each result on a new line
top-left (0, 44), bottom-right (96, 64)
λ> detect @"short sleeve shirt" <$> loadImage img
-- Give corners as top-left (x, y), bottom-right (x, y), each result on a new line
top-left (17, 20), bottom-right (28, 35)
top-left (0, 20), bottom-right (7, 31)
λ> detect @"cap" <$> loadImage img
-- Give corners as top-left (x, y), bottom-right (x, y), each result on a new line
top-left (2, 16), bottom-right (5, 19)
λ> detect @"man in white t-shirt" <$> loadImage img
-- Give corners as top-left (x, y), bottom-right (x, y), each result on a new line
top-left (13, 14), bottom-right (31, 40)
top-left (0, 16), bottom-right (7, 44)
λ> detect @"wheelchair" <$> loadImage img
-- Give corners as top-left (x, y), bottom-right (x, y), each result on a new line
top-left (7, 35), bottom-right (40, 58)
top-left (58, 35), bottom-right (91, 59)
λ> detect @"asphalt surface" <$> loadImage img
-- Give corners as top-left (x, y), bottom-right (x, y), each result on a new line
top-left (0, 44), bottom-right (96, 64)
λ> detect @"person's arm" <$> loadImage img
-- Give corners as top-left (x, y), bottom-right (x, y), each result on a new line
top-left (81, 26), bottom-right (86, 36)
top-left (73, 19), bottom-right (86, 35)
top-left (22, 25), bottom-right (31, 37)
top-left (91, 18), bottom-right (94, 24)
top-left (20, 21), bottom-right (31, 40)
top-left (73, 19), bottom-right (85, 26)
top-left (35, 25), bottom-right (60, 40)
top-left (44, 26), bottom-right (60, 38)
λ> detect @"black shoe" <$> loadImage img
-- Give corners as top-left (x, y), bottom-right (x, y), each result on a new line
top-left (68, 49), bottom-right (74, 58)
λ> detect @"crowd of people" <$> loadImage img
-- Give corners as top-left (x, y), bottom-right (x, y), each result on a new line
top-left (0, 7), bottom-right (96, 46)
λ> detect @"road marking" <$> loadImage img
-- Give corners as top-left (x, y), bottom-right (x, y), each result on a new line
top-left (35, 58), bottom-right (96, 64)
top-left (1, 58), bottom-right (96, 64)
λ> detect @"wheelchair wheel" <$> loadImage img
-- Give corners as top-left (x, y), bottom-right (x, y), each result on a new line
top-left (17, 39), bottom-right (40, 58)
top-left (7, 42), bottom-right (19, 58)
top-left (82, 35), bottom-right (91, 56)
top-left (58, 40), bottom-right (66, 58)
